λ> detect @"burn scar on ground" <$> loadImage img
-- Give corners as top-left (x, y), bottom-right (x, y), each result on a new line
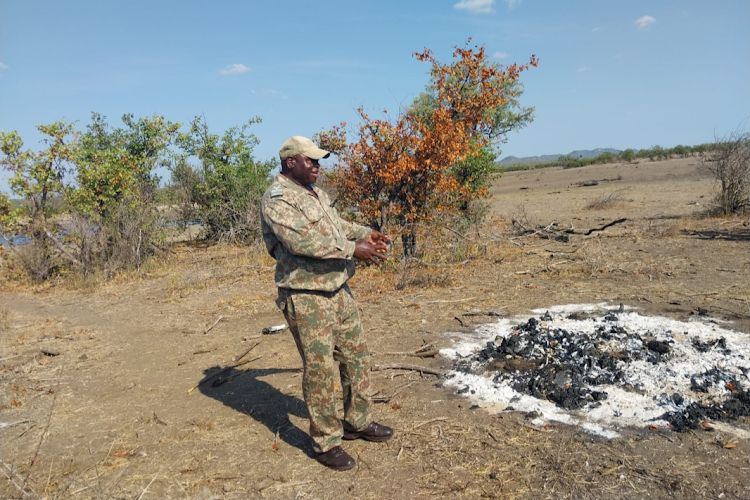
top-left (441, 303), bottom-right (750, 438)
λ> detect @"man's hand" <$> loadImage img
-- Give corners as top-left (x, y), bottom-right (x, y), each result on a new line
top-left (354, 238), bottom-right (389, 265)
top-left (369, 230), bottom-right (393, 246)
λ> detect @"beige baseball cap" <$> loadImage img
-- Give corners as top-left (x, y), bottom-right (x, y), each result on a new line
top-left (279, 136), bottom-right (330, 160)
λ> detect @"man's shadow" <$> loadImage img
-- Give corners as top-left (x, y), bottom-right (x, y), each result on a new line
top-left (198, 366), bottom-right (315, 457)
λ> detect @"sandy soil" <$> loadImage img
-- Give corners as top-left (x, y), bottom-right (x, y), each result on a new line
top-left (1, 157), bottom-right (749, 500)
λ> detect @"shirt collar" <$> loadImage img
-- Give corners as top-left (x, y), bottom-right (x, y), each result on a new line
top-left (276, 173), bottom-right (319, 196)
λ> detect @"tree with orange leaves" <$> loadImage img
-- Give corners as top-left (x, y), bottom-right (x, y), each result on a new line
top-left (317, 40), bottom-right (538, 255)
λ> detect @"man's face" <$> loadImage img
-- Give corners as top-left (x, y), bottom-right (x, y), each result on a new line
top-left (287, 154), bottom-right (320, 186)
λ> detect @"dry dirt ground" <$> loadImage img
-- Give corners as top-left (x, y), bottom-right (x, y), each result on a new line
top-left (1, 158), bottom-right (749, 500)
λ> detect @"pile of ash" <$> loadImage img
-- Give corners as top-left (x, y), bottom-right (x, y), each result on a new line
top-left (450, 309), bottom-right (750, 432)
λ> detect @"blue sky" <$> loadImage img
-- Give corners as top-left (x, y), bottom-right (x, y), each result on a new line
top-left (1, 0), bottom-right (748, 189)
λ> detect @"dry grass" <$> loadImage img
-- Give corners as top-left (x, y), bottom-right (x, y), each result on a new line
top-left (2, 158), bottom-right (750, 499)
top-left (583, 189), bottom-right (629, 210)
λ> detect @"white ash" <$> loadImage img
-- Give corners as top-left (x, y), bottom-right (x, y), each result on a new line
top-left (441, 303), bottom-right (750, 438)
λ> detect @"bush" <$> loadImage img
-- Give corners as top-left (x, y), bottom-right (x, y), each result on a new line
top-left (65, 113), bottom-right (180, 276)
top-left (620, 149), bottom-right (636, 163)
top-left (0, 122), bottom-right (76, 280)
top-left (172, 116), bottom-right (273, 244)
top-left (700, 130), bottom-right (750, 215)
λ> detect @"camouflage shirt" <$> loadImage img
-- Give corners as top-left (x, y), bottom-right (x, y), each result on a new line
top-left (261, 174), bottom-right (372, 292)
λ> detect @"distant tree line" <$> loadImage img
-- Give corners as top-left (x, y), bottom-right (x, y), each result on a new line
top-left (497, 137), bottom-right (749, 216)
top-left (498, 142), bottom-right (718, 172)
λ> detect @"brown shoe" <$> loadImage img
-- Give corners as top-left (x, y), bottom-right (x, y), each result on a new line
top-left (315, 446), bottom-right (355, 471)
top-left (343, 422), bottom-right (394, 442)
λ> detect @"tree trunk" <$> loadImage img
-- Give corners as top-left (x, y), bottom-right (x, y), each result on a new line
top-left (401, 227), bottom-right (417, 257)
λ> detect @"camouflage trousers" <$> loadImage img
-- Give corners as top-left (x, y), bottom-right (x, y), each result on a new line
top-left (278, 284), bottom-right (372, 453)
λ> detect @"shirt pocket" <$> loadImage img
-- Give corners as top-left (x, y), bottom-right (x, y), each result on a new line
top-left (300, 202), bottom-right (325, 223)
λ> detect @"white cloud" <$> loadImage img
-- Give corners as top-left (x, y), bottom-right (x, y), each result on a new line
top-left (454, 0), bottom-right (494, 14)
top-left (0, 61), bottom-right (8, 69)
top-left (501, 0), bottom-right (521, 7)
top-left (492, 51), bottom-right (509, 59)
top-left (634, 15), bottom-right (656, 28)
top-left (577, 66), bottom-right (592, 73)
top-left (219, 63), bottom-right (250, 75)
top-left (252, 89), bottom-right (288, 100)
top-left (592, 27), bottom-right (602, 33)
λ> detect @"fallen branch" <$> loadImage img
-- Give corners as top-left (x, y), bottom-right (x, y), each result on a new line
top-left (0, 420), bottom-right (30, 429)
top-left (203, 316), bottom-right (223, 335)
top-left (44, 230), bottom-right (88, 272)
top-left (413, 417), bottom-right (448, 429)
top-left (380, 344), bottom-right (438, 358)
top-left (518, 422), bottom-right (552, 433)
top-left (425, 297), bottom-right (476, 304)
top-left (390, 380), bottom-right (417, 399)
top-left (268, 480), bottom-right (314, 491)
top-left (136, 472), bottom-right (159, 500)
top-left (512, 218), bottom-right (627, 240)
top-left (212, 355), bottom-right (263, 387)
top-left (405, 257), bottom-right (474, 268)
top-left (188, 340), bottom-right (263, 394)
top-left (0, 458), bottom-right (33, 497)
top-left (580, 218), bottom-right (628, 236)
top-left (371, 364), bottom-right (445, 377)
top-left (462, 308), bottom-right (505, 317)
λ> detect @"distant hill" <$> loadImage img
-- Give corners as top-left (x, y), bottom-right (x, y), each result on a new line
top-left (498, 148), bottom-right (622, 166)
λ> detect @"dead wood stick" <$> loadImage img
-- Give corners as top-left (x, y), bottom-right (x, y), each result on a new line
top-left (463, 309), bottom-right (505, 317)
top-left (425, 297), bottom-right (476, 304)
top-left (218, 278), bottom-right (242, 288)
top-left (204, 315), bottom-right (223, 334)
top-left (0, 420), bottom-right (30, 429)
top-left (43, 230), bottom-right (87, 271)
top-left (188, 341), bottom-right (262, 394)
top-left (188, 359), bottom-right (251, 394)
top-left (269, 480), bottom-right (314, 491)
top-left (212, 355), bottom-right (264, 387)
top-left (370, 364), bottom-right (445, 377)
top-left (390, 381), bottom-right (417, 398)
top-left (0, 459), bottom-right (32, 497)
top-left (401, 349), bottom-right (438, 358)
top-left (136, 472), bottom-right (159, 500)
top-left (0, 354), bottom-right (25, 362)
top-left (232, 340), bottom-right (263, 363)
top-left (380, 344), bottom-right (438, 358)
top-left (435, 224), bottom-right (476, 242)
top-left (580, 218), bottom-right (627, 236)
top-left (413, 417), bottom-right (448, 429)
top-left (405, 257), bottom-right (473, 268)
top-left (518, 422), bottom-right (552, 433)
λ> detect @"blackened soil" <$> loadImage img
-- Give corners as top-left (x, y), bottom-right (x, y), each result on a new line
top-left (662, 391), bottom-right (750, 431)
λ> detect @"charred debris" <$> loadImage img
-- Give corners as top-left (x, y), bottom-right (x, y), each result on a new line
top-left (452, 311), bottom-right (750, 432)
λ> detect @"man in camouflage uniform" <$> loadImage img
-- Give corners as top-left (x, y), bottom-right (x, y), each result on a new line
top-left (261, 136), bottom-right (394, 471)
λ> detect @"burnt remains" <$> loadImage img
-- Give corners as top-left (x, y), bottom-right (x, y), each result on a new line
top-left (452, 312), bottom-right (750, 431)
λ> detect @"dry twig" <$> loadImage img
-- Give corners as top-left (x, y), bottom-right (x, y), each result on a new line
top-left (371, 364), bottom-right (445, 377)
top-left (204, 315), bottom-right (223, 334)
top-left (188, 340), bottom-right (263, 394)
